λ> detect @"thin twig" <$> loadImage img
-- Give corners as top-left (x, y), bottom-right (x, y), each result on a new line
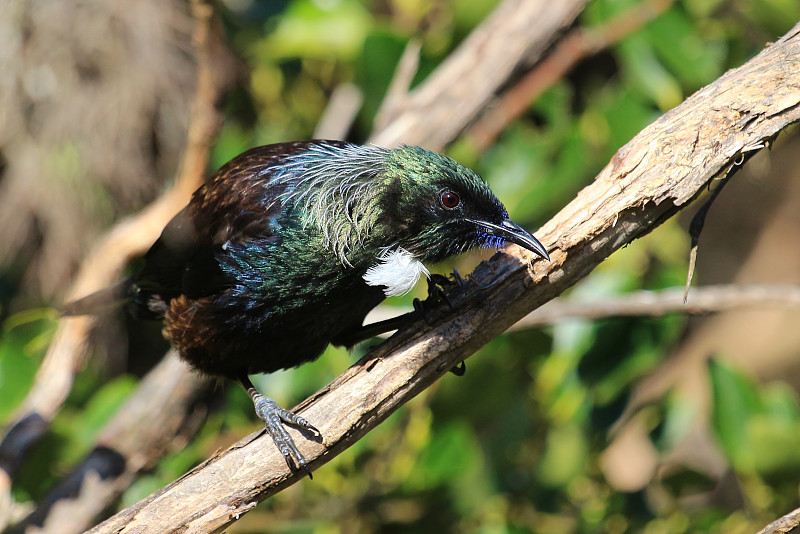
top-left (683, 137), bottom-right (772, 301)
top-left (366, 284), bottom-right (800, 334)
top-left (510, 284), bottom-right (800, 331)
top-left (683, 165), bottom-right (735, 301)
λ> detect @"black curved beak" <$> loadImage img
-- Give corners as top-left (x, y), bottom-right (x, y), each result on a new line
top-left (468, 218), bottom-right (550, 261)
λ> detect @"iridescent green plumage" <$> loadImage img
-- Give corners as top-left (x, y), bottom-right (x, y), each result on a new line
top-left (64, 140), bottom-right (549, 474)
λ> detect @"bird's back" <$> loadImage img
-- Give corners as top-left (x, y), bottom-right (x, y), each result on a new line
top-left (129, 141), bottom-right (385, 377)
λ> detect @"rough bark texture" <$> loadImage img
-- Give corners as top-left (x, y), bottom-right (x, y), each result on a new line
top-left (87, 20), bottom-right (800, 534)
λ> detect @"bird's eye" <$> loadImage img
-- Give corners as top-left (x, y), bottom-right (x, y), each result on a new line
top-left (440, 191), bottom-right (461, 210)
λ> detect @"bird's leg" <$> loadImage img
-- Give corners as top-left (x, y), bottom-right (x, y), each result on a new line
top-left (336, 308), bottom-right (467, 376)
top-left (240, 374), bottom-right (319, 478)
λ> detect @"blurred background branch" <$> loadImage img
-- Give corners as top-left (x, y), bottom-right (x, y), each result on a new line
top-left (369, 0), bottom-right (588, 149)
top-left (467, 0), bottom-right (675, 151)
top-left (366, 284), bottom-right (800, 334)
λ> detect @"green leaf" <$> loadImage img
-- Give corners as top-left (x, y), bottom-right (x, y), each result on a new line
top-left (261, 0), bottom-right (372, 61)
top-left (536, 423), bottom-right (588, 487)
top-left (56, 375), bottom-right (139, 461)
top-left (412, 421), bottom-right (484, 489)
top-left (356, 31), bottom-right (408, 128)
top-left (645, 8), bottom-right (725, 87)
top-left (739, 0), bottom-right (800, 36)
top-left (617, 34), bottom-right (683, 110)
top-left (708, 358), bottom-right (761, 471)
top-left (748, 413), bottom-right (800, 477)
top-left (0, 310), bottom-right (57, 422)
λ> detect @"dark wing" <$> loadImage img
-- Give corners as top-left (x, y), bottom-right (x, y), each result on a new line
top-left (130, 140), bottom-right (346, 318)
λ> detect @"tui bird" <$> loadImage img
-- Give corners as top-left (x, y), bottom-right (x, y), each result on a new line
top-left (63, 140), bottom-right (549, 474)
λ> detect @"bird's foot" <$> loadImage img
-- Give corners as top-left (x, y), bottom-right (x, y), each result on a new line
top-left (248, 389), bottom-right (319, 478)
top-left (415, 269), bottom-right (468, 313)
top-left (427, 273), bottom-right (456, 309)
top-left (412, 271), bottom-right (467, 376)
top-left (449, 360), bottom-right (466, 376)
top-left (417, 267), bottom-right (492, 314)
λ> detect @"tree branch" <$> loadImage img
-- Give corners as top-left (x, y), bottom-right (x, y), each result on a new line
top-left (86, 19), bottom-right (800, 534)
top-left (756, 506), bottom-right (800, 534)
top-left (369, 283), bottom-right (800, 334)
top-left (369, 0), bottom-right (588, 150)
top-left (507, 284), bottom-right (800, 330)
top-left (0, 1), bottom-right (598, 530)
top-left (466, 0), bottom-right (674, 151)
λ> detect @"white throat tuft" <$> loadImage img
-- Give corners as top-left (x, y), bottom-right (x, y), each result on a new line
top-left (363, 247), bottom-right (430, 297)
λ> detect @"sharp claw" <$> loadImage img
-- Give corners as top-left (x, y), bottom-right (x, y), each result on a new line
top-left (425, 274), bottom-right (454, 309)
top-left (302, 464), bottom-right (314, 480)
top-left (438, 290), bottom-right (453, 310)
top-left (449, 361), bottom-right (466, 376)
top-left (473, 277), bottom-right (501, 290)
top-left (452, 268), bottom-right (466, 288)
top-left (278, 409), bottom-right (318, 434)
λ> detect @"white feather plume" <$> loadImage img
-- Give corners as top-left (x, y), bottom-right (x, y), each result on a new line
top-left (363, 247), bottom-right (430, 297)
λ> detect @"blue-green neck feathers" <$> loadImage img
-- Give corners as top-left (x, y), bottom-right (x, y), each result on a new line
top-left (268, 143), bottom-right (390, 266)
top-left (271, 143), bottom-right (508, 263)
top-left (222, 142), bottom-right (518, 299)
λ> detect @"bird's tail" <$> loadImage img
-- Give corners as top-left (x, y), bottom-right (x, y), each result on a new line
top-left (60, 279), bottom-right (133, 316)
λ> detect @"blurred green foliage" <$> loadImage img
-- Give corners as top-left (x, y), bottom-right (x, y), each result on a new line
top-left (3, 0), bottom-right (800, 532)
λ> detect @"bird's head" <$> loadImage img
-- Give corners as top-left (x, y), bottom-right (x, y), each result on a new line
top-left (380, 145), bottom-right (549, 264)
top-left (273, 141), bottom-right (548, 296)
